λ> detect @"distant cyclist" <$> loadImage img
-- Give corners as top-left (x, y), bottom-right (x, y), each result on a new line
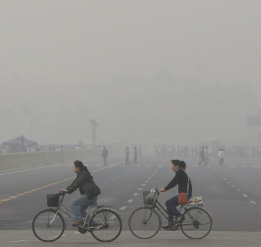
top-left (160, 160), bottom-right (192, 230)
top-left (61, 160), bottom-right (101, 226)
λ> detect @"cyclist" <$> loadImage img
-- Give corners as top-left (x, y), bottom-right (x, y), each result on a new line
top-left (62, 160), bottom-right (101, 226)
top-left (159, 160), bottom-right (192, 230)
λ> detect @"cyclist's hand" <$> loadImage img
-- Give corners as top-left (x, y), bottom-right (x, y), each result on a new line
top-left (159, 188), bottom-right (166, 192)
top-left (61, 189), bottom-right (68, 194)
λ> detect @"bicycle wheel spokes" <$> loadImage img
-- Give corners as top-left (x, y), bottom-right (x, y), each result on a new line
top-left (89, 209), bottom-right (122, 242)
top-left (32, 209), bottom-right (65, 242)
top-left (181, 207), bottom-right (212, 239)
top-left (128, 206), bottom-right (161, 239)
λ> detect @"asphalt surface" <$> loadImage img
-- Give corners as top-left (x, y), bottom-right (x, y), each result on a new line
top-left (0, 154), bottom-right (261, 246)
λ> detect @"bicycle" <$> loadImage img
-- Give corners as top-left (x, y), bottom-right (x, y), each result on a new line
top-left (128, 188), bottom-right (212, 239)
top-left (32, 192), bottom-right (122, 242)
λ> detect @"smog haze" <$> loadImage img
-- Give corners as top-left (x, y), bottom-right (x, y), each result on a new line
top-left (1, 0), bottom-right (261, 146)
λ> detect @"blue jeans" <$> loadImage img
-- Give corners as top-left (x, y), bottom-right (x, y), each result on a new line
top-left (165, 192), bottom-right (192, 223)
top-left (71, 194), bottom-right (98, 221)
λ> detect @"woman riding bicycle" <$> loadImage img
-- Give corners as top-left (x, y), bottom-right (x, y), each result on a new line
top-left (160, 160), bottom-right (192, 230)
top-left (62, 160), bottom-right (101, 226)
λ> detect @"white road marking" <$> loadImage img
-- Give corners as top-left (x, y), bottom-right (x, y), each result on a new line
top-left (141, 184), bottom-right (146, 186)
top-left (120, 206), bottom-right (127, 211)
top-left (223, 178), bottom-right (227, 181)
top-left (242, 194), bottom-right (248, 198)
top-left (127, 199), bottom-right (133, 203)
top-left (145, 180), bottom-right (149, 183)
top-left (138, 188), bottom-right (142, 190)
top-left (236, 189), bottom-right (241, 192)
top-left (241, 166), bottom-right (247, 168)
top-left (227, 181), bottom-right (231, 184)
top-left (8, 240), bottom-right (29, 243)
top-left (250, 201), bottom-right (256, 204)
top-left (231, 185), bottom-right (235, 188)
top-left (133, 193), bottom-right (138, 196)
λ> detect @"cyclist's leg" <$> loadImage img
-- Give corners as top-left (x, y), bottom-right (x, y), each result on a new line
top-left (80, 196), bottom-right (98, 222)
top-left (71, 195), bottom-right (90, 221)
top-left (165, 195), bottom-right (180, 224)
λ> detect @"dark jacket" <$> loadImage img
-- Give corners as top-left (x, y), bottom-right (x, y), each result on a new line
top-left (164, 169), bottom-right (192, 195)
top-left (66, 168), bottom-right (99, 197)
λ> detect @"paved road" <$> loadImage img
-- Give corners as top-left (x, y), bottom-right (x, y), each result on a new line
top-left (0, 154), bottom-right (261, 246)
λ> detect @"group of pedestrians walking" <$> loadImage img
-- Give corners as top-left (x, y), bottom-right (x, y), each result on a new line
top-left (198, 146), bottom-right (225, 166)
top-left (125, 146), bottom-right (138, 165)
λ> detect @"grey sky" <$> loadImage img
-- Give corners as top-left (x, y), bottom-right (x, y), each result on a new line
top-left (1, 0), bottom-right (260, 84)
top-left (0, 0), bottom-right (261, 145)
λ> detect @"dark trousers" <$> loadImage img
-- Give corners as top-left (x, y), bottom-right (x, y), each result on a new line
top-left (165, 192), bottom-right (192, 223)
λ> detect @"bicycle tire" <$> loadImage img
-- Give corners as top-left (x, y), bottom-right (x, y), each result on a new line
top-left (180, 207), bottom-right (212, 239)
top-left (89, 208), bottom-right (122, 242)
top-left (32, 209), bottom-right (65, 242)
top-left (128, 206), bottom-right (162, 239)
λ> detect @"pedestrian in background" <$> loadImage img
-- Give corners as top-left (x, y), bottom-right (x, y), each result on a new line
top-left (102, 146), bottom-right (108, 166)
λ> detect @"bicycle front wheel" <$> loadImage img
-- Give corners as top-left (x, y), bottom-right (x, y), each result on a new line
top-left (181, 207), bottom-right (212, 239)
top-left (128, 206), bottom-right (162, 239)
top-left (32, 209), bottom-right (65, 242)
top-left (89, 208), bottom-right (122, 242)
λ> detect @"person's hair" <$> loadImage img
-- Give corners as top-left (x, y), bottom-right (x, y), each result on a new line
top-left (74, 160), bottom-right (92, 178)
top-left (171, 159), bottom-right (187, 170)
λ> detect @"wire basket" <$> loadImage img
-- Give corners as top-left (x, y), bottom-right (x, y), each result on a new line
top-left (47, 194), bottom-right (60, 207)
top-left (143, 191), bottom-right (156, 206)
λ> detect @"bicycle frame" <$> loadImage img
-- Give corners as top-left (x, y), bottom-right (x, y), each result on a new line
top-left (50, 194), bottom-right (115, 229)
top-left (149, 189), bottom-right (200, 222)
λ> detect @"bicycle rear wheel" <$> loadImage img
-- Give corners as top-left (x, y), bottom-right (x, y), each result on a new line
top-left (128, 206), bottom-right (161, 239)
top-left (180, 207), bottom-right (212, 239)
top-left (32, 209), bottom-right (65, 242)
top-left (89, 208), bottom-right (122, 242)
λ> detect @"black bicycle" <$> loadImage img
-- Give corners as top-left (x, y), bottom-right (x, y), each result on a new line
top-left (128, 188), bottom-right (212, 239)
top-left (32, 192), bottom-right (122, 242)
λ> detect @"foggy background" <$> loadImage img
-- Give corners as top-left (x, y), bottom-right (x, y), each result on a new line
top-left (0, 0), bottom-right (261, 146)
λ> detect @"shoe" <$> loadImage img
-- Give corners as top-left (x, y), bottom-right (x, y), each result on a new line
top-left (175, 216), bottom-right (185, 225)
top-left (72, 220), bottom-right (84, 227)
top-left (162, 222), bottom-right (174, 230)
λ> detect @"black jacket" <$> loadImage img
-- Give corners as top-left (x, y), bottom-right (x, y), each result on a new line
top-left (164, 169), bottom-right (192, 195)
top-left (66, 168), bottom-right (97, 196)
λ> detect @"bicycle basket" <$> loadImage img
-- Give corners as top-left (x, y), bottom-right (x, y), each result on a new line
top-left (47, 194), bottom-right (60, 207)
top-left (143, 191), bottom-right (156, 206)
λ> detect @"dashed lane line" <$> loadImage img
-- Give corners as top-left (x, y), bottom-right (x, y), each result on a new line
top-left (127, 199), bottom-right (134, 203)
top-left (133, 193), bottom-right (138, 196)
top-left (119, 206), bottom-right (127, 211)
top-left (208, 166), bottom-right (259, 207)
